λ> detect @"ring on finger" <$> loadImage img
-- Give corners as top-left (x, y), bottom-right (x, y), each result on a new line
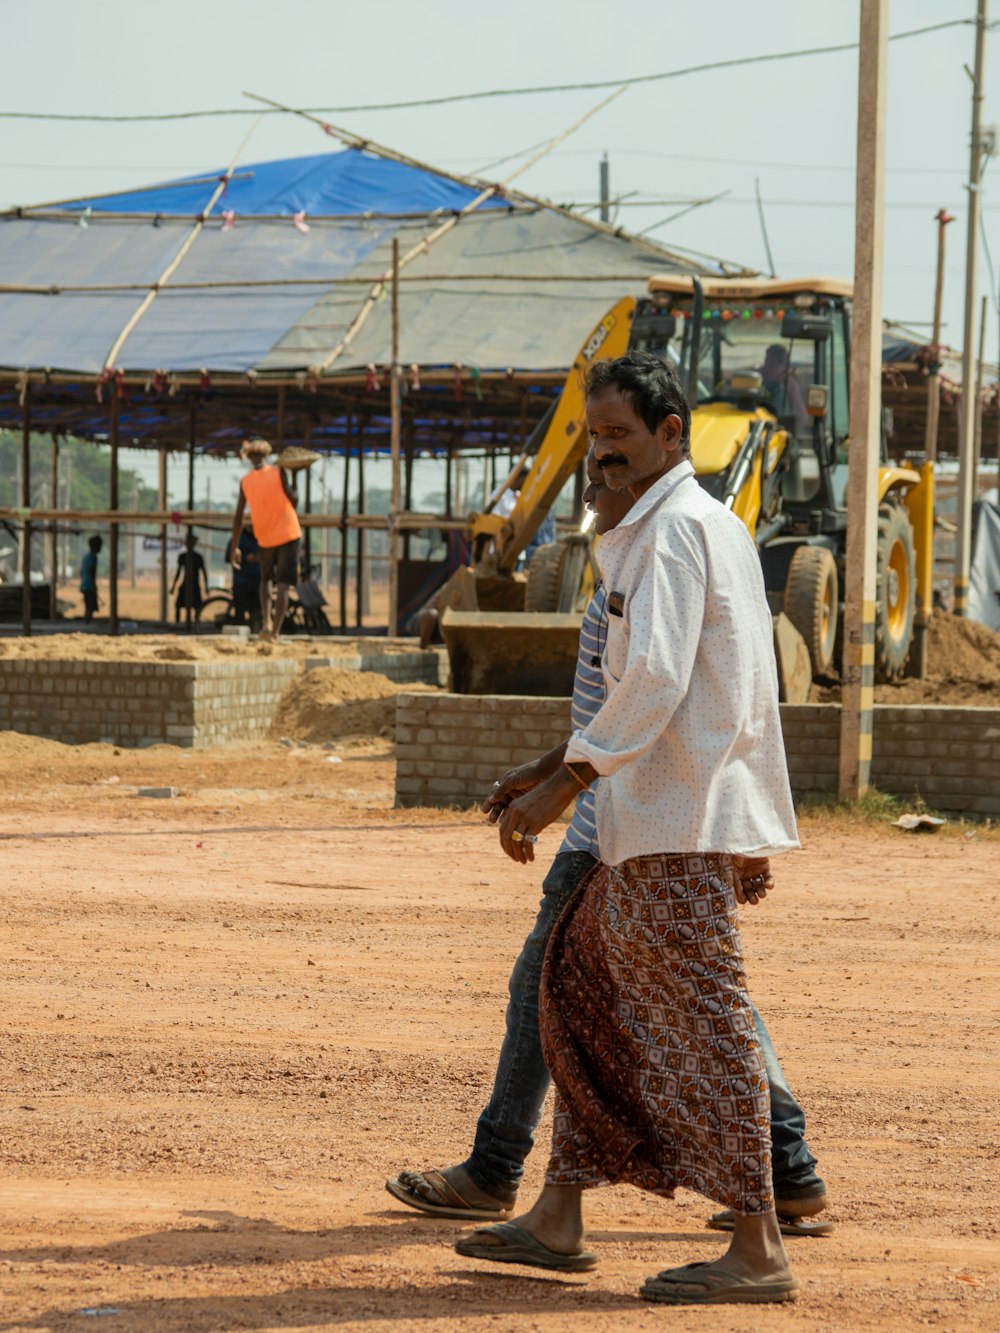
top-left (511, 831), bottom-right (538, 844)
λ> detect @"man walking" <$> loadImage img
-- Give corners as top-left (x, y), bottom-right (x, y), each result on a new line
top-left (388, 442), bottom-right (828, 1251)
top-left (451, 352), bottom-right (805, 1304)
top-left (229, 437), bottom-right (301, 642)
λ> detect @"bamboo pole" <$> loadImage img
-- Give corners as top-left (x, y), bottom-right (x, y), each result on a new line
top-left (356, 433), bottom-right (366, 627)
top-left (20, 385), bottom-right (32, 636)
top-left (244, 85), bottom-right (628, 377)
top-left (339, 431), bottom-right (350, 633)
top-left (241, 89), bottom-right (702, 272)
top-left (48, 435), bottom-right (58, 620)
top-left (102, 118), bottom-right (263, 371)
top-left (185, 405), bottom-right (196, 633)
top-left (158, 445), bottom-right (169, 622)
top-left (388, 237), bottom-right (402, 636)
top-left (303, 416), bottom-right (313, 573)
top-left (0, 270), bottom-right (671, 295)
top-left (109, 394), bottom-right (120, 635)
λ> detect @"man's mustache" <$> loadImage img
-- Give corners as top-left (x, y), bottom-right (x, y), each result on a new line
top-left (596, 453), bottom-right (628, 470)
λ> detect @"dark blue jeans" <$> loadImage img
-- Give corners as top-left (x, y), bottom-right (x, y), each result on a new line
top-left (464, 850), bottom-right (822, 1203)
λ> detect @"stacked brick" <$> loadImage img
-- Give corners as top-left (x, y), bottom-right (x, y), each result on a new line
top-left (395, 693), bottom-right (1000, 818)
top-left (0, 658), bottom-right (298, 749)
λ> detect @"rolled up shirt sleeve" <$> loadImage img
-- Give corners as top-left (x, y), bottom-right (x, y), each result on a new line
top-left (565, 529), bottom-right (707, 776)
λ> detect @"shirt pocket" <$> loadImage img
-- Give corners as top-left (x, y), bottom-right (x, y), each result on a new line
top-left (605, 611), bottom-right (629, 683)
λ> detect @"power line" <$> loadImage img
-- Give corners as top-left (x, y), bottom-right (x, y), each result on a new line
top-left (0, 19), bottom-right (976, 123)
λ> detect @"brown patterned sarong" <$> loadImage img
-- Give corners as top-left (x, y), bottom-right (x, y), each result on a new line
top-left (540, 852), bottom-right (773, 1215)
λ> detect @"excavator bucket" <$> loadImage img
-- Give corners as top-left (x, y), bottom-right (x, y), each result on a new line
top-left (441, 609), bottom-right (583, 696)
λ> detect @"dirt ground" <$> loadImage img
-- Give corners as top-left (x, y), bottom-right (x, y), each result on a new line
top-left (0, 733), bottom-right (998, 1332)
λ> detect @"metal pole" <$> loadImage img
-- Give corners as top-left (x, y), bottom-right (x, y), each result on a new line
top-left (839, 0), bottom-right (888, 800)
top-left (20, 384), bottom-right (32, 636)
top-left (108, 394), bottom-right (120, 636)
top-left (158, 445), bottom-right (168, 622)
top-left (954, 0), bottom-right (988, 615)
top-left (388, 236), bottom-right (402, 635)
top-left (48, 435), bottom-right (58, 621)
top-left (599, 153), bottom-right (610, 224)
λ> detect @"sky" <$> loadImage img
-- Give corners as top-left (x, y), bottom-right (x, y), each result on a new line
top-left (3, 0), bottom-right (998, 505)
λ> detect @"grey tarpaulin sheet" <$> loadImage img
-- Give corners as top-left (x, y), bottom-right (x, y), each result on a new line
top-left (969, 500), bottom-right (1000, 633)
top-left (0, 207), bottom-right (686, 377)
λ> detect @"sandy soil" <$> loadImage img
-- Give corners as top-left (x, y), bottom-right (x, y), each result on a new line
top-left (0, 735), bottom-right (997, 1332)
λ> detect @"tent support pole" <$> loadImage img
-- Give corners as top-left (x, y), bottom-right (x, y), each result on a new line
top-left (158, 445), bottom-right (168, 622)
top-left (303, 417), bottom-right (313, 574)
top-left (356, 434), bottom-right (366, 629)
top-left (339, 418), bottom-right (350, 633)
top-left (108, 394), bottom-right (120, 636)
top-left (388, 237), bottom-right (402, 636)
top-left (185, 404), bottom-right (196, 633)
top-left (48, 435), bottom-right (59, 621)
top-left (20, 386), bottom-right (32, 636)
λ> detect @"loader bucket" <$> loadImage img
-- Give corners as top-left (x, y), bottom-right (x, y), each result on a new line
top-left (441, 609), bottom-right (583, 696)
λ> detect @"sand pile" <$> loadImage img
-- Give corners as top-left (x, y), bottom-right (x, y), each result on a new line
top-left (814, 613), bottom-right (1000, 705)
top-left (269, 668), bottom-right (437, 743)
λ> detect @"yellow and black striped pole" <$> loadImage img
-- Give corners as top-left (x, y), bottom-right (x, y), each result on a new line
top-left (840, 0), bottom-right (887, 801)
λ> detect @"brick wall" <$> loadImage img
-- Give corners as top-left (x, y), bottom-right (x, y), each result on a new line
top-left (0, 658), bottom-right (298, 749)
top-left (305, 649), bottom-right (447, 687)
top-left (395, 693), bottom-right (1000, 818)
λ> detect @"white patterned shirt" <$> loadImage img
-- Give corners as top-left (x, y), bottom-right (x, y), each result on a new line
top-left (563, 459), bottom-right (799, 864)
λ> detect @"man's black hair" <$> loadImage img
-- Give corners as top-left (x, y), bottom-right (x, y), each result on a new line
top-left (585, 350), bottom-right (691, 451)
top-left (88, 534), bottom-right (103, 553)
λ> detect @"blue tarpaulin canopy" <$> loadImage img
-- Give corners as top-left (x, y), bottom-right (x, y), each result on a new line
top-left (0, 147), bottom-right (702, 382)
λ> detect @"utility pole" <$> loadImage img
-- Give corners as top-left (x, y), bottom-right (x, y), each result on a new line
top-left (954, 0), bottom-right (989, 615)
top-left (924, 210), bottom-right (954, 464)
top-left (839, 0), bottom-right (888, 800)
top-left (599, 153), bottom-right (610, 223)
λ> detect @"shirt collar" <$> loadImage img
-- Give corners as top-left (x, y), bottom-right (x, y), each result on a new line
top-left (614, 458), bottom-right (695, 530)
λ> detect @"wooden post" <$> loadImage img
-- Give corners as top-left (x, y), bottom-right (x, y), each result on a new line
top-left (356, 433), bottom-right (367, 627)
top-left (839, 0), bottom-right (887, 800)
top-left (924, 210), bottom-right (953, 465)
top-left (388, 237), bottom-right (403, 635)
top-left (339, 421), bottom-right (350, 633)
top-left (20, 385), bottom-right (32, 636)
top-left (185, 403), bottom-right (196, 632)
top-left (48, 435), bottom-right (59, 621)
top-left (303, 417), bottom-right (313, 574)
top-left (973, 294), bottom-right (988, 480)
top-left (445, 438), bottom-right (454, 517)
top-left (158, 445), bottom-right (168, 622)
top-left (403, 417), bottom-right (414, 564)
top-left (108, 393), bottom-right (120, 636)
top-left (954, 0), bottom-right (988, 615)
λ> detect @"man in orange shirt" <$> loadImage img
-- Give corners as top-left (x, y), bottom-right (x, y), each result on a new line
top-left (229, 436), bottom-right (301, 642)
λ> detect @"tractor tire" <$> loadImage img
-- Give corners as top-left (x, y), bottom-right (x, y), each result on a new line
top-left (875, 499), bottom-right (917, 681)
top-left (783, 545), bottom-right (839, 678)
top-left (524, 539), bottom-right (590, 613)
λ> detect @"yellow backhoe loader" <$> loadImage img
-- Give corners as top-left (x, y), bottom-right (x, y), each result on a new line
top-left (441, 275), bottom-right (930, 694)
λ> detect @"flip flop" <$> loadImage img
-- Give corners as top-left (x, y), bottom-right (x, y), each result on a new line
top-left (707, 1207), bottom-right (835, 1237)
top-left (385, 1169), bottom-right (512, 1222)
top-left (640, 1260), bottom-right (799, 1305)
top-left (455, 1222), bottom-right (598, 1273)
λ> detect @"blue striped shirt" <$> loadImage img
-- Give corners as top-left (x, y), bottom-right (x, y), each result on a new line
top-left (559, 584), bottom-right (605, 857)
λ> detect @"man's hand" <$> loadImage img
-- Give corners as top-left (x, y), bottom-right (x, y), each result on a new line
top-left (481, 760), bottom-right (548, 823)
top-left (731, 855), bottom-right (774, 907)
top-left (496, 770), bottom-right (579, 864)
top-left (231, 548), bottom-right (243, 570)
